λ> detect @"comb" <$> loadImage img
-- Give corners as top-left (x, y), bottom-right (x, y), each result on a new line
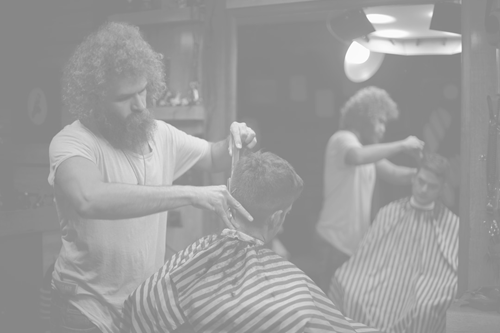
top-left (227, 136), bottom-right (240, 193)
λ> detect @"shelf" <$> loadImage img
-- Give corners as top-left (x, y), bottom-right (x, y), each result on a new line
top-left (108, 8), bottom-right (200, 26)
top-left (153, 105), bottom-right (205, 121)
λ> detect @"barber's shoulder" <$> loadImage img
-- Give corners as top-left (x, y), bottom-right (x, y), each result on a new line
top-left (155, 119), bottom-right (187, 141)
top-left (155, 119), bottom-right (168, 130)
top-left (440, 202), bottom-right (460, 222)
top-left (382, 197), bottom-right (408, 212)
top-left (331, 130), bottom-right (347, 141)
top-left (50, 121), bottom-right (93, 148)
top-left (48, 121), bottom-right (104, 169)
top-left (57, 120), bottom-right (96, 138)
top-left (331, 130), bottom-right (359, 146)
top-left (167, 234), bottom-right (223, 273)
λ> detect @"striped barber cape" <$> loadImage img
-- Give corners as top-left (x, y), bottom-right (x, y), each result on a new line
top-left (122, 229), bottom-right (379, 333)
top-left (329, 197), bottom-right (459, 333)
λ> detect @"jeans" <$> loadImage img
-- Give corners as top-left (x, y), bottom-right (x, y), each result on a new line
top-left (50, 289), bottom-right (102, 333)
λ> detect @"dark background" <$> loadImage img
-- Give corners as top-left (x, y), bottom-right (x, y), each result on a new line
top-left (237, 22), bottom-right (461, 259)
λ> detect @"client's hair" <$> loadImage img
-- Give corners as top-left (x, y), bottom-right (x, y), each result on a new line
top-left (419, 152), bottom-right (450, 181)
top-left (230, 150), bottom-right (303, 224)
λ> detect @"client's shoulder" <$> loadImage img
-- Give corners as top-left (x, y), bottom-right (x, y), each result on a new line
top-left (380, 197), bottom-right (411, 213)
top-left (167, 233), bottom-right (225, 272)
top-left (434, 201), bottom-right (460, 230)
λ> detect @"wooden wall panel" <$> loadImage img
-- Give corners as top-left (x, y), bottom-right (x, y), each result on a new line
top-left (461, 0), bottom-right (500, 292)
top-left (199, 0), bottom-right (238, 235)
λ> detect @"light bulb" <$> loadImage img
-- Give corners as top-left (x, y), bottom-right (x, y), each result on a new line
top-left (366, 14), bottom-right (396, 24)
top-left (345, 42), bottom-right (370, 64)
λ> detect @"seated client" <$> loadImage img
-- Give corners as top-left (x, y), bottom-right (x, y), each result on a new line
top-left (329, 152), bottom-right (459, 333)
top-left (122, 150), bottom-right (379, 333)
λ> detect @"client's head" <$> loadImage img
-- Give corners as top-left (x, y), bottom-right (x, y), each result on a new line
top-left (229, 150), bottom-right (303, 243)
top-left (412, 152), bottom-right (450, 206)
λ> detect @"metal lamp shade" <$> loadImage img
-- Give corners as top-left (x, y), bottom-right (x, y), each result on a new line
top-left (344, 50), bottom-right (385, 83)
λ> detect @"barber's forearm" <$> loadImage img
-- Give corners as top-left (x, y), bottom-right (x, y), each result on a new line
top-left (392, 166), bottom-right (417, 185)
top-left (210, 136), bottom-right (232, 172)
top-left (76, 183), bottom-right (198, 220)
top-left (376, 159), bottom-right (416, 185)
top-left (347, 141), bottom-right (404, 165)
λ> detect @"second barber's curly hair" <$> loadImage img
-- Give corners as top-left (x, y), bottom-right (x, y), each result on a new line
top-left (62, 21), bottom-right (166, 124)
top-left (339, 86), bottom-right (399, 130)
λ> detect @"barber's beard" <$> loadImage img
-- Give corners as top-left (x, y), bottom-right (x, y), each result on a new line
top-left (94, 109), bottom-right (156, 151)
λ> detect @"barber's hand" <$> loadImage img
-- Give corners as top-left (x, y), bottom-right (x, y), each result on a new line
top-left (229, 122), bottom-right (257, 152)
top-left (402, 136), bottom-right (424, 150)
top-left (192, 185), bottom-right (253, 229)
top-left (401, 136), bottom-right (425, 159)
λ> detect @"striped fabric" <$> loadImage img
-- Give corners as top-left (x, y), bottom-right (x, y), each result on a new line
top-left (329, 197), bottom-right (459, 333)
top-left (122, 229), bottom-right (380, 333)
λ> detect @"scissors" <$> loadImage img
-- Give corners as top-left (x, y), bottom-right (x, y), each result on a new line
top-left (225, 135), bottom-right (240, 227)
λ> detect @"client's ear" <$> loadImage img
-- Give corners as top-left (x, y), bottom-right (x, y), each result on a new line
top-left (269, 210), bottom-right (285, 234)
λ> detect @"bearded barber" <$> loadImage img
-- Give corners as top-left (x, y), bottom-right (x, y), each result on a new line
top-left (48, 22), bottom-right (256, 333)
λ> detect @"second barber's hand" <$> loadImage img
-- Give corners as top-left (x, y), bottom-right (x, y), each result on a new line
top-left (401, 135), bottom-right (424, 151)
top-left (401, 136), bottom-right (425, 159)
top-left (191, 185), bottom-right (253, 229)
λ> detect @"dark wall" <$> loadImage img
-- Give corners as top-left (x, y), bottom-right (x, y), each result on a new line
top-left (371, 54), bottom-right (461, 213)
top-left (1, 1), bottom-right (60, 145)
top-left (0, 0), bottom-right (116, 145)
top-left (237, 21), bottom-right (461, 257)
top-left (0, 2), bottom-right (114, 331)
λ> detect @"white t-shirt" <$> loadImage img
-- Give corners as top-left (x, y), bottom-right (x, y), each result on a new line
top-left (47, 120), bottom-right (210, 333)
top-left (316, 130), bottom-right (376, 256)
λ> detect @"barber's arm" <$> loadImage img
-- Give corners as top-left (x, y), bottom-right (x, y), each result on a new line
top-left (55, 157), bottom-right (247, 224)
top-left (375, 159), bottom-right (417, 185)
top-left (345, 136), bottom-right (423, 166)
top-left (55, 122), bottom-right (257, 226)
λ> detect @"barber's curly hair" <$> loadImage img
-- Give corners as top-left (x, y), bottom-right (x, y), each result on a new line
top-left (339, 86), bottom-right (399, 130)
top-left (62, 21), bottom-right (166, 123)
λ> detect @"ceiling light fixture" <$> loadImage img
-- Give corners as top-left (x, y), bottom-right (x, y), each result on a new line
top-left (430, 2), bottom-right (461, 35)
top-left (366, 13), bottom-right (396, 24)
top-left (357, 36), bottom-right (462, 56)
top-left (371, 29), bottom-right (411, 39)
top-left (441, 31), bottom-right (461, 37)
top-left (356, 4), bottom-right (461, 56)
top-left (345, 41), bottom-right (371, 64)
top-left (327, 9), bottom-right (376, 42)
top-left (344, 47), bottom-right (385, 82)
top-left (327, 8), bottom-right (384, 83)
